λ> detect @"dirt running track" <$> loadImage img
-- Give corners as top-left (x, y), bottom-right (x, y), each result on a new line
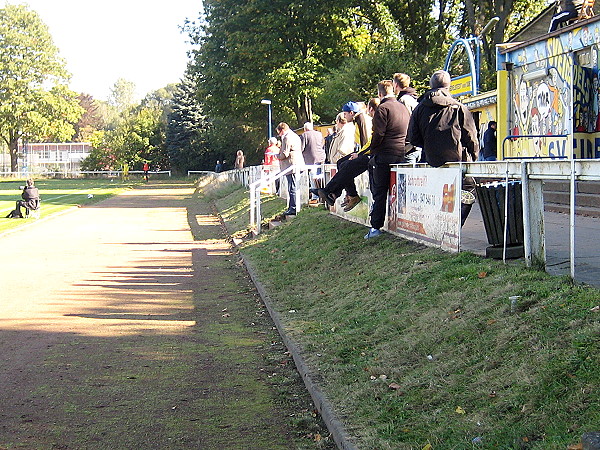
top-left (0, 183), bottom-right (324, 449)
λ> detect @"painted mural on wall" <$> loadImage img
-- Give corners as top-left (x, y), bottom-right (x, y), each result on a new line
top-left (501, 20), bottom-right (600, 159)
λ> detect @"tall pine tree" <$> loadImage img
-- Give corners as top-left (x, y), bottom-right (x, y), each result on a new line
top-left (165, 73), bottom-right (207, 173)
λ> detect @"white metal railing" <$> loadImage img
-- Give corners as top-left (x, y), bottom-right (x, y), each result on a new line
top-left (190, 166), bottom-right (263, 188)
top-left (445, 159), bottom-right (600, 278)
top-left (193, 159), bottom-right (600, 280)
top-left (249, 166), bottom-right (299, 234)
top-left (0, 170), bottom-right (172, 178)
top-left (248, 165), bottom-right (325, 234)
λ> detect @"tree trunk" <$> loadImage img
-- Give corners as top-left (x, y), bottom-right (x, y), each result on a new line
top-left (294, 94), bottom-right (312, 128)
top-left (9, 135), bottom-right (19, 172)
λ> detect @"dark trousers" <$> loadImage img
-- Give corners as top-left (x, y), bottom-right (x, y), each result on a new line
top-left (325, 153), bottom-right (369, 198)
top-left (368, 154), bottom-right (405, 230)
top-left (14, 201), bottom-right (25, 218)
top-left (548, 9), bottom-right (578, 32)
top-left (286, 172), bottom-right (296, 211)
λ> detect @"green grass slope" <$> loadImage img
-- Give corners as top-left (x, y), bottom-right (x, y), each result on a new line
top-left (211, 184), bottom-right (600, 450)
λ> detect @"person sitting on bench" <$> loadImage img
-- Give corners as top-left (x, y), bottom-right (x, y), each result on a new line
top-left (548, 0), bottom-right (585, 32)
top-left (15, 179), bottom-right (40, 218)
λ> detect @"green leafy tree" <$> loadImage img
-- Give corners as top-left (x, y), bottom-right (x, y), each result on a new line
top-left (460, 0), bottom-right (548, 91)
top-left (0, 4), bottom-right (83, 171)
top-left (181, 0), bottom-right (548, 162)
top-left (109, 78), bottom-right (136, 112)
top-left (187, 0), bottom-right (378, 157)
top-left (83, 84), bottom-right (176, 171)
top-left (90, 106), bottom-right (165, 170)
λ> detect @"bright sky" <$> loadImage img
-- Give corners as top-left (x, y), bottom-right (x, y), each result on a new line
top-left (8, 0), bottom-right (203, 102)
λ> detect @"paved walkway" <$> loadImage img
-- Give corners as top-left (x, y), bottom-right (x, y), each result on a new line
top-left (461, 202), bottom-right (600, 287)
top-left (0, 184), bottom-right (319, 449)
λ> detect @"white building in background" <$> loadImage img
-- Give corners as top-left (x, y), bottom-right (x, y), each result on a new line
top-left (19, 142), bottom-right (92, 174)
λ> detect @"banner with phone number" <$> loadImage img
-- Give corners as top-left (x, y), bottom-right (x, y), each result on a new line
top-left (388, 167), bottom-right (461, 252)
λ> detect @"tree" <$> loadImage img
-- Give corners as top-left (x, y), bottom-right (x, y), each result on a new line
top-left (181, 0), bottom-right (547, 162)
top-left (461, 0), bottom-right (547, 91)
top-left (84, 105), bottom-right (166, 171)
top-left (108, 78), bottom-right (136, 113)
top-left (187, 0), bottom-right (377, 155)
top-left (165, 73), bottom-right (208, 173)
top-left (0, 4), bottom-right (84, 171)
top-left (74, 94), bottom-right (105, 141)
top-left (83, 83), bottom-right (177, 171)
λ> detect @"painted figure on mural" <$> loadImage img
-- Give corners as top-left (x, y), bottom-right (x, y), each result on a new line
top-left (551, 67), bottom-right (570, 133)
top-left (594, 74), bottom-right (600, 131)
top-left (530, 108), bottom-right (542, 157)
top-left (582, 26), bottom-right (592, 46)
top-left (517, 79), bottom-right (531, 131)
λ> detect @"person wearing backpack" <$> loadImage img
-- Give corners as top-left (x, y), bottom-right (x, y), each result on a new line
top-left (408, 70), bottom-right (479, 225)
top-left (7, 179), bottom-right (39, 218)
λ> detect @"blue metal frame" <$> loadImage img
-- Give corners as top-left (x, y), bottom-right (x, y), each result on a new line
top-left (444, 37), bottom-right (480, 96)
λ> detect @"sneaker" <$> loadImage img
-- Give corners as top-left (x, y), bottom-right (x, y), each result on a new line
top-left (364, 228), bottom-right (382, 239)
top-left (308, 199), bottom-right (320, 206)
top-left (343, 196), bottom-right (361, 212)
top-left (283, 209), bottom-right (296, 215)
top-left (317, 189), bottom-right (336, 207)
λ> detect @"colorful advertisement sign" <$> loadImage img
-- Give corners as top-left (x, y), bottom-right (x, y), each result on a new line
top-left (388, 167), bottom-right (462, 252)
top-left (450, 74), bottom-right (474, 97)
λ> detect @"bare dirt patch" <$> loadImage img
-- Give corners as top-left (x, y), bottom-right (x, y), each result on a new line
top-left (0, 182), bottom-right (330, 449)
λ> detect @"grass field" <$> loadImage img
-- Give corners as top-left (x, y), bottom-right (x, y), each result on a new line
top-left (0, 178), bottom-right (141, 234)
top-left (209, 184), bottom-right (600, 450)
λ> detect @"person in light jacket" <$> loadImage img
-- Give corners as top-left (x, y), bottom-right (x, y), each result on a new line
top-left (328, 113), bottom-right (356, 164)
top-left (276, 122), bottom-right (304, 215)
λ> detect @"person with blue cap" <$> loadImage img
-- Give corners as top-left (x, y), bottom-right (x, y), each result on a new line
top-left (342, 101), bottom-right (371, 150)
top-left (317, 98), bottom-right (378, 211)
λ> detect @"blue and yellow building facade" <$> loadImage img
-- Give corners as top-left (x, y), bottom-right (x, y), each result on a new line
top-left (496, 17), bottom-right (600, 159)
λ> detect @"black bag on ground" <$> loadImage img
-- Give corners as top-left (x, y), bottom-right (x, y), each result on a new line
top-left (6, 209), bottom-right (22, 218)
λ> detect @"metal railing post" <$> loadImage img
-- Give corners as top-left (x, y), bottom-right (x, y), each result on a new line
top-left (295, 165), bottom-right (301, 213)
top-left (503, 162), bottom-right (510, 263)
top-left (521, 161), bottom-right (531, 265)
top-left (570, 158), bottom-right (576, 279)
top-left (250, 186), bottom-right (256, 231)
top-left (256, 186), bottom-right (262, 234)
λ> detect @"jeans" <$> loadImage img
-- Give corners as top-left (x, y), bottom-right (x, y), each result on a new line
top-left (286, 172), bottom-right (296, 211)
top-left (368, 154), bottom-right (405, 230)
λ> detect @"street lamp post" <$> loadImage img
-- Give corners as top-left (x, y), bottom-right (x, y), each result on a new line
top-left (260, 99), bottom-right (272, 141)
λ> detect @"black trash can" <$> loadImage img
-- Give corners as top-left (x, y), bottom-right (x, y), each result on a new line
top-left (475, 181), bottom-right (524, 259)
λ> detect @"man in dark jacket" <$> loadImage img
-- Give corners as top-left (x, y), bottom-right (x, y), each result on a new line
top-left (409, 70), bottom-right (479, 167)
top-left (365, 80), bottom-right (411, 239)
top-left (14, 179), bottom-right (40, 218)
top-left (482, 121), bottom-right (497, 161)
top-left (408, 70), bottom-right (479, 225)
top-left (300, 122), bottom-right (325, 203)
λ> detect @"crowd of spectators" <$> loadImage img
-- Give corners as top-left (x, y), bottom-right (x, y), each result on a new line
top-left (256, 70), bottom-right (481, 234)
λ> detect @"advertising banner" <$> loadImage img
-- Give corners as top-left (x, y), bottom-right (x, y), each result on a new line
top-left (388, 167), bottom-right (462, 252)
